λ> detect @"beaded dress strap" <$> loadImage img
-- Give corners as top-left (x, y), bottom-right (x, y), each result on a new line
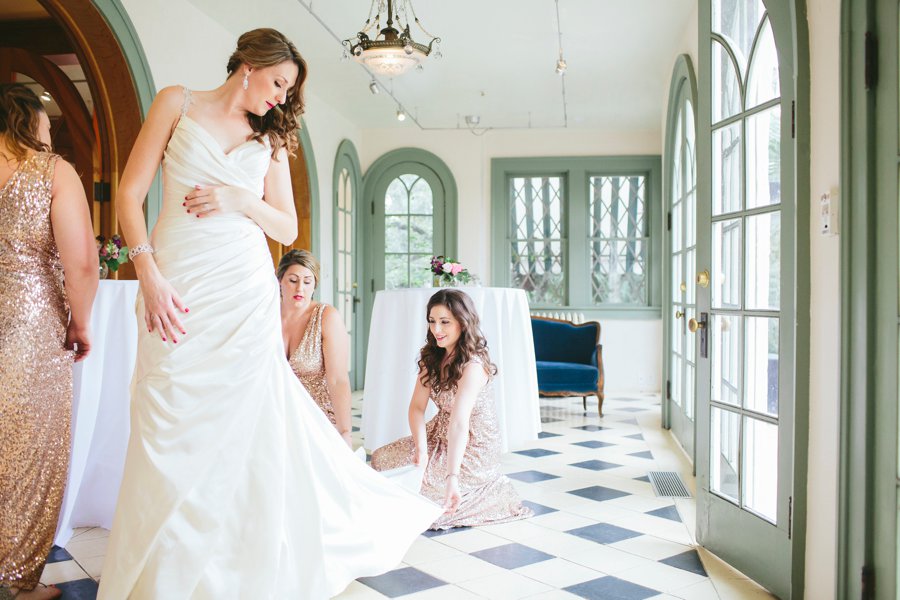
top-left (180, 87), bottom-right (192, 118)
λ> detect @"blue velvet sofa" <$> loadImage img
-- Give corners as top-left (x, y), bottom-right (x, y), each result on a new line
top-left (530, 316), bottom-right (605, 416)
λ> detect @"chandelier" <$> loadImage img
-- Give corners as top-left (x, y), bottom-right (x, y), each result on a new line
top-left (343, 0), bottom-right (441, 77)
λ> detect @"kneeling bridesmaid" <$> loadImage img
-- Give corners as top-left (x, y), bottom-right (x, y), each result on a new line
top-left (371, 289), bottom-right (532, 529)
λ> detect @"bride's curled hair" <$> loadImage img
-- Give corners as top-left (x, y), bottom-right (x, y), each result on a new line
top-left (418, 289), bottom-right (497, 390)
top-left (227, 28), bottom-right (308, 158)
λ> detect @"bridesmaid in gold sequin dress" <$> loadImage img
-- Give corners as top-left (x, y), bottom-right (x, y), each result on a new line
top-left (278, 249), bottom-right (353, 446)
top-left (371, 289), bottom-right (532, 529)
top-left (0, 84), bottom-right (98, 600)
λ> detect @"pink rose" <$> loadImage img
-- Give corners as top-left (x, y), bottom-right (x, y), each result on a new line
top-left (450, 263), bottom-right (464, 275)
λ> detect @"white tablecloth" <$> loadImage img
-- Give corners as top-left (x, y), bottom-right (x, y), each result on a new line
top-left (54, 280), bottom-right (139, 546)
top-left (362, 287), bottom-right (540, 453)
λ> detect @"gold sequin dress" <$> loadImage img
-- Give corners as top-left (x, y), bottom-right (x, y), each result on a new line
top-left (288, 303), bottom-right (336, 425)
top-left (371, 368), bottom-right (532, 529)
top-left (0, 152), bottom-right (71, 589)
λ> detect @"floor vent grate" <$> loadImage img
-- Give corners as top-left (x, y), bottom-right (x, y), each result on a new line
top-left (648, 471), bottom-right (691, 498)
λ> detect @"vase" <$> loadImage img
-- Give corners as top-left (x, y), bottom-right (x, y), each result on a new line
top-left (438, 276), bottom-right (457, 287)
top-left (99, 261), bottom-right (109, 280)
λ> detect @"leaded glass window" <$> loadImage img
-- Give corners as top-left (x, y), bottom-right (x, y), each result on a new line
top-left (509, 176), bottom-right (566, 305)
top-left (590, 175), bottom-right (648, 304)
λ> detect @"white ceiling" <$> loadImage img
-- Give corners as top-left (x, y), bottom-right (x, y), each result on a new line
top-left (187, 0), bottom-right (695, 131)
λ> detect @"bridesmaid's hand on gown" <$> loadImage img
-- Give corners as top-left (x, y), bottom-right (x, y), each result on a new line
top-left (443, 475), bottom-right (461, 515)
top-left (65, 322), bottom-right (92, 362)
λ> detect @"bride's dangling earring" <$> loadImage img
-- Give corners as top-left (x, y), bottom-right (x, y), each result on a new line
top-left (242, 71), bottom-right (249, 90)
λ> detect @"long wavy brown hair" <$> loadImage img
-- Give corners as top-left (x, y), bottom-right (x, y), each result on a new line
top-left (418, 289), bottom-right (497, 390)
top-left (0, 84), bottom-right (50, 161)
top-left (226, 28), bottom-right (308, 158)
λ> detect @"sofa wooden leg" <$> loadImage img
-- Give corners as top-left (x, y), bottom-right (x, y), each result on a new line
top-left (597, 394), bottom-right (603, 417)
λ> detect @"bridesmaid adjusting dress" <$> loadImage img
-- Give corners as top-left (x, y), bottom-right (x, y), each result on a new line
top-left (371, 289), bottom-right (532, 529)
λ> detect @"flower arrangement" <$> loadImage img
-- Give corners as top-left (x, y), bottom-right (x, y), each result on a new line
top-left (97, 234), bottom-right (129, 275)
top-left (429, 255), bottom-right (472, 286)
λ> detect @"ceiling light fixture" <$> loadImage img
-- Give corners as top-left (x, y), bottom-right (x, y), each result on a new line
top-left (39, 91), bottom-right (52, 102)
top-left (396, 107), bottom-right (407, 121)
top-left (554, 0), bottom-right (567, 75)
top-left (369, 80), bottom-right (380, 94)
top-left (343, 0), bottom-right (441, 77)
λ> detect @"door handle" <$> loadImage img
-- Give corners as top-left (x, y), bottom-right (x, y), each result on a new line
top-left (675, 310), bottom-right (684, 319)
top-left (696, 269), bottom-right (710, 288)
top-left (688, 312), bottom-right (709, 358)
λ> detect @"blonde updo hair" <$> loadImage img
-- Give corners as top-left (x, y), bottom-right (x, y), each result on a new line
top-left (226, 28), bottom-right (308, 158)
top-left (277, 249), bottom-right (320, 287)
top-left (0, 84), bottom-right (50, 160)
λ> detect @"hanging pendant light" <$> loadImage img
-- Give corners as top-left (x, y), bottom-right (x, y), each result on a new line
top-left (343, 0), bottom-right (441, 77)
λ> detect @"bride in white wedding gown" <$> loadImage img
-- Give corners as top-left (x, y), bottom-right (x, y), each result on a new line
top-left (97, 29), bottom-right (442, 600)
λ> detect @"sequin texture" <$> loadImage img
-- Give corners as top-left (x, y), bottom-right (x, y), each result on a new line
top-left (0, 153), bottom-right (72, 589)
top-left (288, 303), bottom-right (336, 425)
top-left (371, 365), bottom-right (532, 529)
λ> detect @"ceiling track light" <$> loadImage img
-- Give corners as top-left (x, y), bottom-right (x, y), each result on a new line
top-left (39, 91), bottom-right (52, 102)
top-left (369, 80), bottom-right (380, 94)
top-left (396, 107), bottom-right (407, 121)
top-left (554, 0), bottom-right (567, 76)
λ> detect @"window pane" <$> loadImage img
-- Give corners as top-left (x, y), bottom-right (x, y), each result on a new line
top-left (672, 354), bottom-right (683, 407)
top-left (712, 40), bottom-right (742, 123)
top-left (338, 169), bottom-right (348, 210)
top-left (409, 178), bottom-right (433, 214)
top-left (712, 218), bottom-right (742, 309)
top-left (344, 213), bottom-right (353, 252)
top-left (409, 215), bottom-right (433, 253)
top-left (685, 363), bottom-right (695, 420)
top-left (672, 250), bottom-right (683, 304)
top-left (592, 239), bottom-right (647, 304)
top-left (743, 416), bottom-right (778, 522)
top-left (711, 407), bottom-right (741, 503)
top-left (511, 239), bottom-right (565, 305)
top-left (590, 175), bottom-right (647, 305)
top-left (509, 176), bottom-right (565, 306)
top-left (745, 316), bottom-right (779, 416)
top-left (409, 254), bottom-right (432, 288)
top-left (712, 0), bottom-right (766, 73)
top-left (746, 17), bottom-right (780, 108)
top-left (345, 177), bottom-right (353, 211)
top-left (385, 216), bottom-right (408, 253)
top-left (385, 178), bottom-right (409, 214)
top-left (712, 314), bottom-right (742, 407)
top-left (746, 106), bottom-right (782, 209)
top-left (686, 248), bottom-right (697, 306)
top-left (745, 211), bottom-right (781, 310)
top-left (385, 254), bottom-right (408, 289)
top-left (713, 122), bottom-right (742, 215)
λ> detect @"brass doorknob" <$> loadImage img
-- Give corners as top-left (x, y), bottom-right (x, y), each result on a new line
top-left (680, 281), bottom-right (687, 292)
top-left (696, 269), bottom-right (710, 288)
top-left (675, 310), bottom-right (684, 319)
top-left (688, 317), bottom-right (706, 333)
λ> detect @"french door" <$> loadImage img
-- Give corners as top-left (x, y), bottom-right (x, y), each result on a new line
top-left (697, 1), bottom-right (798, 596)
top-left (334, 148), bottom-right (364, 389)
top-left (666, 57), bottom-right (699, 463)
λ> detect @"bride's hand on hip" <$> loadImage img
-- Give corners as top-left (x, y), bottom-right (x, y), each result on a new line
top-left (140, 272), bottom-right (188, 343)
top-left (184, 184), bottom-right (252, 218)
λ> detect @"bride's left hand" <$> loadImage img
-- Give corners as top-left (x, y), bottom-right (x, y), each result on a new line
top-left (184, 184), bottom-right (252, 218)
top-left (442, 475), bottom-right (461, 515)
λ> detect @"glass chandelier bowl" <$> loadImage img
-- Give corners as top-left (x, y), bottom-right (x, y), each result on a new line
top-left (344, 0), bottom-right (440, 77)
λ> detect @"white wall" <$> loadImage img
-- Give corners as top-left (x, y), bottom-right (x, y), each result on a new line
top-left (362, 127), bottom-right (663, 393)
top-left (805, 0), bottom-right (841, 597)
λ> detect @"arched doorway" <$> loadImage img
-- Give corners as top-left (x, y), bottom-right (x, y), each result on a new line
top-left (0, 0), bottom-right (154, 279)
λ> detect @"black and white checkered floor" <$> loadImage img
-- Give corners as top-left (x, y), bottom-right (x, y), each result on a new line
top-left (40, 394), bottom-right (773, 599)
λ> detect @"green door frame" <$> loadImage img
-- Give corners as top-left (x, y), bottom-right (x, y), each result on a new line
top-left (695, 1), bottom-right (810, 597)
top-left (662, 55), bottom-right (699, 460)
top-left (837, 0), bottom-right (898, 597)
top-left (361, 148), bottom-right (458, 381)
top-left (333, 139), bottom-right (364, 390)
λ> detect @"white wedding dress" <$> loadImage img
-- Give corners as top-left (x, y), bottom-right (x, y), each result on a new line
top-left (97, 104), bottom-right (442, 599)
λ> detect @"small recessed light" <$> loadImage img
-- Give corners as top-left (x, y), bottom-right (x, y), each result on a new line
top-left (396, 108), bottom-right (407, 122)
top-left (368, 80), bottom-right (379, 95)
top-left (40, 91), bottom-right (52, 102)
